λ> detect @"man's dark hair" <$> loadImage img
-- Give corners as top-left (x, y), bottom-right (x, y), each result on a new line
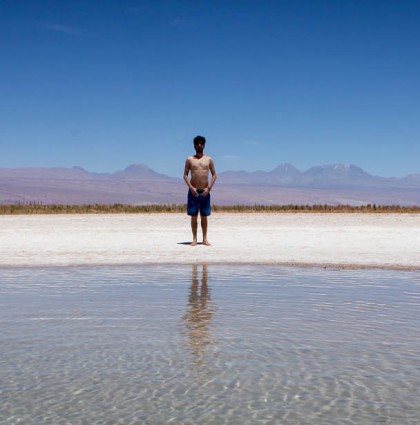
top-left (193, 135), bottom-right (206, 145)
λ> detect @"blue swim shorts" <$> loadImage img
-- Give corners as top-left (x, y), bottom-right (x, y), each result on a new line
top-left (187, 189), bottom-right (211, 216)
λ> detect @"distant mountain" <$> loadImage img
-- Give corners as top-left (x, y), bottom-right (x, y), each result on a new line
top-left (218, 163), bottom-right (402, 188)
top-left (400, 174), bottom-right (420, 187)
top-left (271, 163), bottom-right (302, 179)
top-left (0, 164), bottom-right (177, 182)
top-left (113, 164), bottom-right (175, 181)
top-left (0, 166), bottom-right (94, 180)
top-left (304, 163), bottom-right (371, 179)
top-left (219, 163), bottom-right (302, 186)
top-left (0, 163), bottom-right (183, 206)
top-left (0, 163), bottom-right (419, 206)
top-left (300, 164), bottom-right (384, 187)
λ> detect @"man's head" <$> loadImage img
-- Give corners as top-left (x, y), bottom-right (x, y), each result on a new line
top-left (193, 135), bottom-right (206, 147)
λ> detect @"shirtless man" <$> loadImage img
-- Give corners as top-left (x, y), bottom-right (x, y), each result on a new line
top-left (183, 135), bottom-right (217, 246)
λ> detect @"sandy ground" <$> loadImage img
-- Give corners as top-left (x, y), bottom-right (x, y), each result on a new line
top-left (0, 213), bottom-right (419, 270)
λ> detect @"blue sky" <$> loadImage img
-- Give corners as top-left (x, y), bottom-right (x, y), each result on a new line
top-left (1, 0), bottom-right (419, 178)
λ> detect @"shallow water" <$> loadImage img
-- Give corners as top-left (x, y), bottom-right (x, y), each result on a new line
top-left (0, 265), bottom-right (419, 425)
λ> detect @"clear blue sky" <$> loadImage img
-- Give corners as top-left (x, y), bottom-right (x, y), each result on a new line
top-left (1, 0), bottom-right (419, 177)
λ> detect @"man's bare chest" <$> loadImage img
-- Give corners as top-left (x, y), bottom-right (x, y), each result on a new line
top-left (191, 158), bottom-right (210, 171)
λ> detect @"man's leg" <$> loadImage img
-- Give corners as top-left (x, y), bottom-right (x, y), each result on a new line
top-left (191, 215), bottom-right (198, 246)
top-left (201, 215), bottom-right (211, 246)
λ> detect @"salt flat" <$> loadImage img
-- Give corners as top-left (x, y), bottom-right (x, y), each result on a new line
top-left (1, 213), bottom-right (419, 269)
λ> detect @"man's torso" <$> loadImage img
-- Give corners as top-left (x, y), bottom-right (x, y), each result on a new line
top-left (187, 155), bottom-right (212, 190)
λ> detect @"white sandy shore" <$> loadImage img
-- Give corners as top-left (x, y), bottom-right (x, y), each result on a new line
top-left (1, 213), bottom-right (419, 269)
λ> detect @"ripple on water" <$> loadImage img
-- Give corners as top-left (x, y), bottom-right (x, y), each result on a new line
top-left (0, 265), bottom-right (419, 424)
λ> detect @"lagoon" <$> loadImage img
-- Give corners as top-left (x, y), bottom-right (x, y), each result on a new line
top-left (1, 265), bottom-right (419, 424)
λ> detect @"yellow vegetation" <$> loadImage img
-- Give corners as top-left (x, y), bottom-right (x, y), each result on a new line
top-left (0, 203), bottom-right (419, 215)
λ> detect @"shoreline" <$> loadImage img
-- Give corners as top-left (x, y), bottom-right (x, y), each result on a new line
top-left (1, 212), bottom-right (419, 270)
top-left (0, 261), bottom-right (419, 272)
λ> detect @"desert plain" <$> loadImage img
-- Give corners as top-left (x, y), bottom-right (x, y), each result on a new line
top-left (1, 212), bottom-right (419, 269)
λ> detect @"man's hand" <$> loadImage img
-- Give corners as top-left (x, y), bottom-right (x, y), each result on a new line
top-left (202, 187), bottom-right (210, 197)
top-left (190, 187), bottom-right (199, 197)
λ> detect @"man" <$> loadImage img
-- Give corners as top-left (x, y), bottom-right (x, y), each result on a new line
top-left (183, 135), bottom-right (217, 246)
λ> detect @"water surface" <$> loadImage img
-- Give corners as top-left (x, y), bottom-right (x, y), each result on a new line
top-left (1, 265), bottom-right (419, 424)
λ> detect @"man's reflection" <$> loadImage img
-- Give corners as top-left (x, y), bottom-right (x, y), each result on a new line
top-left (183, 264), bottom-right (216, 377)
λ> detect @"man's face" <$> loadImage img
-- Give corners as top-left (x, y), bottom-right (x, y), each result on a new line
top-left (194, 141), bottom-right (205, 153)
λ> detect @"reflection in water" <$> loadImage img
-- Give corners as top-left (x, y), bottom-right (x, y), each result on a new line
top-left (183, 264), bottom-right (216, 378)
top-left (1, 266), bottom-right (420, 423)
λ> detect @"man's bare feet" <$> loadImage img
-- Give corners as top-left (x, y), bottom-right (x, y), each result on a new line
top-left (190, 240), bottom-right (198, 246)
top-left (203, 239), bottom-right (211, 246)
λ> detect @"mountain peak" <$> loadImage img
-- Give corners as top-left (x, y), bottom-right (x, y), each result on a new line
top-left (71, 166), bottom-right (88, 173)
top-left (302, 164), bottom-right (375, 186)
top-left (332, 164), bottom-right (366, 174)
top-left (270, 163), bottom-right (301, 175)
top-left (123, 164), bottom-right (153, 173)
top-left (114, 164), bottom-right (173, 181)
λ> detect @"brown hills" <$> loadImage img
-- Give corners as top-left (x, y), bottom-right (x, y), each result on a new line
top-left (0, 163), bottom-right (419, 206)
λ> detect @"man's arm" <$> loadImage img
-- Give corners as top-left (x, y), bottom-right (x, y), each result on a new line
top-left (203, 158), bottom-right (217, 196)
top-left (183, 158), bottom-right (198, 196)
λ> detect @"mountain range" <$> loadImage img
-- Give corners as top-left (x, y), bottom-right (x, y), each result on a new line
top-left (1, 163), bottom-right (419, 206)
